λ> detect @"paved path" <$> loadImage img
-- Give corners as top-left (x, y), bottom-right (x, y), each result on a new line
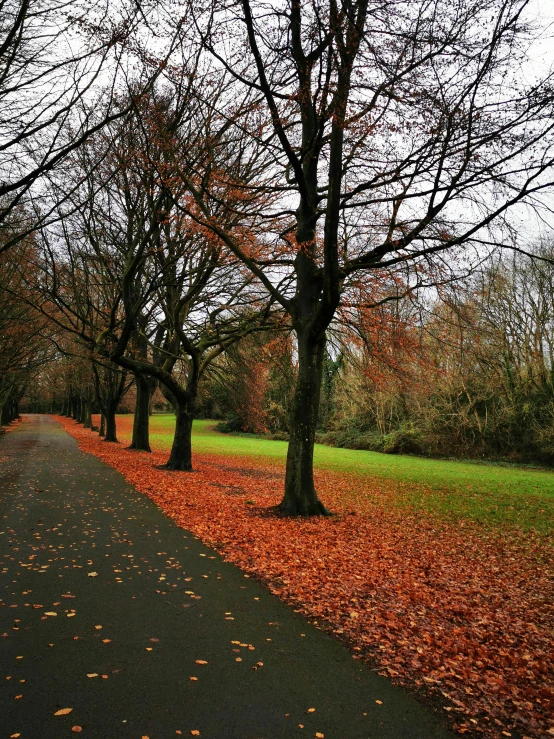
top-left (0, 416), bottom-right (454, 739)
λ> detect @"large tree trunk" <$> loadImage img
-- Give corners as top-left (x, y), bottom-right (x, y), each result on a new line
top-left (163, 400), bottom-right (194, 471)
top-left (104, 403), bottom-right (118, 442)
top-left (129, 373), bottom-right (154, 451)
top-left (280, 331), bottom-right (330, 516)
top-left (99, 413), bottom-right (106, 436)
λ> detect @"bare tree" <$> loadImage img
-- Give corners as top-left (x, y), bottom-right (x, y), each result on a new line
top-left (36, 93), bottom-right (279, 470)
top-left (168, 0), bottom-right (554, 513)
top-left (0, 231), bottom-right (51, 424)
top-left (0, 0), bottom-right (181, 253)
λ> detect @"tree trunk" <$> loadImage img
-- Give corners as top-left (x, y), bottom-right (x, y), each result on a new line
top-left (104, 404), bottom-right (118, 442)
top-left (163, 402), bottom-right (194, 471)
top-left (280, 331), bottom-right (330, 516)
top-left (129, 373), bottom-right (153, 451)
top-left (99, 414), bottom-right (106, 436)
top-left (83, 399), bottom-right (92, 428)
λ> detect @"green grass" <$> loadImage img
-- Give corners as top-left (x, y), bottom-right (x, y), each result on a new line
top-left (129, 415), bottom-right (554, 533)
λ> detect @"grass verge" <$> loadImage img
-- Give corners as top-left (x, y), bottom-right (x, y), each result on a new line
top-left (115, 415), bottom-right (554, 533)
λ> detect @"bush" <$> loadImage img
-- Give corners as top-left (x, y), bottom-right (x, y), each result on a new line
top-left (215, 415), bottom-right (245, 433)
top-left (379, 422), bottom-right (424, 454)
top-left (318, 428), bottom-right (382, 451)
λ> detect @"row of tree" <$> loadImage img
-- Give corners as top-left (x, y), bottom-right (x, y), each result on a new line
top-left (19, 238), bottom-right (554, 465)
top-left (2, 0), bottom-right (554, 514)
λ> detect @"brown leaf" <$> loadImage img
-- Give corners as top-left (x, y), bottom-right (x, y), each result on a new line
top-left (58, 410), bottom-right (554, 739)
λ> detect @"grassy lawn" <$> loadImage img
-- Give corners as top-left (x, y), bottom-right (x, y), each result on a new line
top-left (120, 414), bottom-right (554, 532)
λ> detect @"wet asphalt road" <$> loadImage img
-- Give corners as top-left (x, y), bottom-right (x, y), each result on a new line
top-left (0, 415), bottom-right (454, 739)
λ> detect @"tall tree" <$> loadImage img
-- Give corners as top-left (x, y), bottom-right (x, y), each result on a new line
top-left (172, 0), bottom-right (554, 513)
top-left (37, 93), bottom-right (279, 470)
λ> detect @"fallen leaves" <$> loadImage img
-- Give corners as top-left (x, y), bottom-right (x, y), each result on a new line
top-left (59, 415), bottom-right (554, 739)
top-left (71, 727), bottom-right (82, 733)
top-left (194, 660), bottom-right (207, 665)
top-left (54, 708), bottom-right (73, 716)
top-left (87, 572), bottom-right (98, 577)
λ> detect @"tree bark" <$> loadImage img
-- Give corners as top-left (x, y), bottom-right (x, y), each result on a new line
top-left (83, 399), bottom-right (92, 428)
top-left (162, 401), bottom-right (194, 471)
top-left (104, 404), bottom-right (118, 442)
top-left (99, 413), bottom-right (106, 436)
top-left (280, 330), bottom-right (330, 516)
top-left (129, 373), bottom-right (154, 451)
